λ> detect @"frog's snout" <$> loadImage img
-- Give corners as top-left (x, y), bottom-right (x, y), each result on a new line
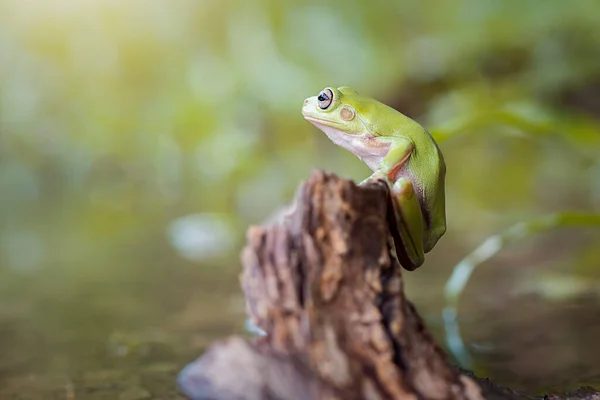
top-left (302, 97), bottom-right (314, 114)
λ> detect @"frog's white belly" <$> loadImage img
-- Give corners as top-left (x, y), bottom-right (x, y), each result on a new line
top-left (310, 121), bottom-right (390, 172)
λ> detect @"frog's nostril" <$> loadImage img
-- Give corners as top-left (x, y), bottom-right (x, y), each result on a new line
top-left (304, 98), bottom-right (309, 104)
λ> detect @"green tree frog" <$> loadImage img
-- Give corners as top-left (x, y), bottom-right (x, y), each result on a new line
top-left (302, 86), bottom-right (446, 270)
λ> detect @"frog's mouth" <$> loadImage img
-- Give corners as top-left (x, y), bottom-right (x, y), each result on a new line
top-left (302, 115), bottom-right (344, 127)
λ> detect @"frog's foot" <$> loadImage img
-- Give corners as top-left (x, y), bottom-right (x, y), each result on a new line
top-left (389, 177), bottom-right (425, 270)
top-left (358, 170), bottom-right (391, 186)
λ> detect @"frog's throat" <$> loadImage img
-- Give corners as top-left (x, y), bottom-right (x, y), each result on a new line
top-left (308, 121), bottom-right (390, 172)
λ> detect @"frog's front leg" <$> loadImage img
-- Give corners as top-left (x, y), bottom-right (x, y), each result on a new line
top-left (359, 137), bottom-right (413, 184)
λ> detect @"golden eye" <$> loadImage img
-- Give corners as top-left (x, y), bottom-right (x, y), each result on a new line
top-left (317, 88), bottom-right (333, 110)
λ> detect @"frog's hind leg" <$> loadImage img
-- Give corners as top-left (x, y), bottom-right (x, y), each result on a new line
top-left (389, 177), bottom-right (425, 270)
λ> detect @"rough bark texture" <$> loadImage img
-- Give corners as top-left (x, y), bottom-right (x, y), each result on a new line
top-left (178, 170), bottom-right (600, 400)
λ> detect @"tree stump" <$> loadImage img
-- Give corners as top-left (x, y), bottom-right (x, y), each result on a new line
top-left (177, 170), bottom-right (600, 400)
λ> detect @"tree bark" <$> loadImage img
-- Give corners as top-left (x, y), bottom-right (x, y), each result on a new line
top-left (177, 170), bottom-right (600, 400)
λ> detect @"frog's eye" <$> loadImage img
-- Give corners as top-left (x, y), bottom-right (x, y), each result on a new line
top-left (317, 88), bottom-right (334, 110)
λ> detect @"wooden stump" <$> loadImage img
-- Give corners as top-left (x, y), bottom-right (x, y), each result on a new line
top-left (177, 171), bottom-right (600, 400)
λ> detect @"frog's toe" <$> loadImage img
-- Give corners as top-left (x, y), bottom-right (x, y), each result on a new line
top-left (358, 171), bottom-right (391, 186)
top-left (372, 171), bottom-right (393, 184)
top-left (371, 170), bottom-right (386, 179)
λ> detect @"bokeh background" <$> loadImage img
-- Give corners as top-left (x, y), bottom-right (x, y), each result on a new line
top-left (1, 0), bottom-right (600, 398)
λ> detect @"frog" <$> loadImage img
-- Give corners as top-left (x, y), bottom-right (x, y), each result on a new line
top-left (302, 86), bottom-right (446, 270)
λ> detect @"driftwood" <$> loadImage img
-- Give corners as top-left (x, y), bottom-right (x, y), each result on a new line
top-left (177, 170), bottom-right (600, 400)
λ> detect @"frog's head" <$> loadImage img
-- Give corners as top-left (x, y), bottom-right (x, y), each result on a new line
top-left (302, 86), bottom-right (366, 136)
top-left (302, 86), bottom-right (392, 171)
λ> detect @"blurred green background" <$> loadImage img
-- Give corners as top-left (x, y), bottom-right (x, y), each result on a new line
top-left (1, 0), bottom-right (600, 398)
